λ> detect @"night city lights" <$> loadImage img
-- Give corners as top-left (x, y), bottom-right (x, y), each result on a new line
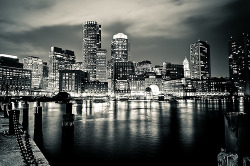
top-left (1, 1), bottom-right (250, 166)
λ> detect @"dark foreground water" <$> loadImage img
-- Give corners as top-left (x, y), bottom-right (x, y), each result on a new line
top-left (16, 99), bottom-right (245, 165)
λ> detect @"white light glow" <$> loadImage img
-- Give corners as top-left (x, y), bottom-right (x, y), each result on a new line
top-left (0, 54), bottom-right (18, 59)
top-left (113, 33), bottom-right (128, 39)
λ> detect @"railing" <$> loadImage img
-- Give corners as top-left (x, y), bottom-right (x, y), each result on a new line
top-left (12, 111), bottom-right (37, 165)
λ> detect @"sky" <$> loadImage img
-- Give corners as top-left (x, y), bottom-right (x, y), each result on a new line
top-left (0, 0), bottom-right (250, 77)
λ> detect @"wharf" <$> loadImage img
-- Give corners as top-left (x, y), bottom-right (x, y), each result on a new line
top-left (0, 111), bottom-right (50, 166)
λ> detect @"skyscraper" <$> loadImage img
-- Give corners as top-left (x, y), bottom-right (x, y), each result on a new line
top-left (228, 33), bottom-right (250, 95)
top-left (183, 57), bottom-right (191, 78)
top-left (82, 21), bottom-right (101, 81)
top-left (190, 40), bottom-right (211, 80)
top-left (96, 49), bottom-right (107, 82)
top-left (110, 33), bottom-right (130, 80)
top-left (111, 33), bottom-right (130, 62)
top-left (48, 46), bottom-right (75, 92)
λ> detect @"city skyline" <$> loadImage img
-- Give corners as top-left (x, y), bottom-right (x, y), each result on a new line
top-left (0, 0), bottom-right (250, 77)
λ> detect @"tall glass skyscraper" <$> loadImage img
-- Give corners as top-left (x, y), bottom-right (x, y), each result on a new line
top-left (82, 21), bottom-right (101, 81)
top-left (228, 33), bottom-right (250, 95)
top-left (190, 40), bottom-right (211, 80)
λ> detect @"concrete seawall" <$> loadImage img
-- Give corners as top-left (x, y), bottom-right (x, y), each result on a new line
top-left (0, 111), bottom-right (50, 166)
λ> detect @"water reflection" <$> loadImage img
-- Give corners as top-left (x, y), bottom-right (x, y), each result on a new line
top-left (13, 99), bottom-right (248, 165)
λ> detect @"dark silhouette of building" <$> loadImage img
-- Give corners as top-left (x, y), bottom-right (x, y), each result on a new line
top-left (164, 62), bottom-right (184, 80)
top-left (113, 61), bottom-right (135, 94)
top-left (59, 70), bottom-right (89, 95)
top-left (228, 33), bottom-right (250, 95)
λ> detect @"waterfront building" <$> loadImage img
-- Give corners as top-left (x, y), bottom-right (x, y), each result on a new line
top-left (96, 49), bottom-right (107, 82)
top-left (190, 40), bottom-right (211, 80)
top-left (183, 57), bottom-right (191, 78)
top-left (163, 79), bottom-right (184, 97)
top-left (130, 75), bottom-right (145, 98)
top-left (228, 33), bottom-right (250, 95)
top-left (84, 81), bottom-right (108, 96)
top-left (0, 54), bottom-right (31, 96)
top-left (59, 70), bottom-right (89, 96)
top-left (113, 61), bottom-right (135, 95)
top-left (144, 75), bottom-right (164, 94)
top-left (82, 21), bottom-right (101, 81)
top-left (48, 46), bottom-right (76, 93)
top-left (22, 56), bottom-right (44, 89)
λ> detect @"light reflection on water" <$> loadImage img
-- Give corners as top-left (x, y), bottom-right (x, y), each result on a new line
top-left (13, 99), bottom-right (237, 165)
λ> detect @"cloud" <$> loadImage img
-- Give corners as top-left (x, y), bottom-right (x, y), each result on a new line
top-left (0, 24), bottom-right (82, 61)
top-left (0, 0), bottom-right (249, 77)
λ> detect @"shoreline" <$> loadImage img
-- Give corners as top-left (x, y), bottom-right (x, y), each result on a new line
top-left (0, 112), bottom-right (50, 166)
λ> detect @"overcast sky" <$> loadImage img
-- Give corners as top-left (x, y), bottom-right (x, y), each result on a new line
top-left (0, 0), bottom-right (250, 77)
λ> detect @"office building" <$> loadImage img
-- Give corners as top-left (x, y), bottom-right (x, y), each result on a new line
top-left (228, 33), bottom-right (250, 95)
top-left (22, 56), bottom-right (44, 89)
top-left (110, 33), bottom-right (130, 80)
top-left (113, 61), bottom-right (135, 94)
top-left (96, 49), bottom-right (107, 82)
top-left (82, 21), bottom-right (101, 81)
top-left (111, 33), bottom-right (130, 62)
top-left (48, 46), bottom-right (76, 92)
top-left (190, 40), bottom-right (211, 80)
top-left (84, 81), bottom-right (108, 95)
top-left (113, 61), bottom-right (135, 80)
top-left (59, 70), bottom-right (89, 95)
top-left (0, 54), bottom-right (31, 95)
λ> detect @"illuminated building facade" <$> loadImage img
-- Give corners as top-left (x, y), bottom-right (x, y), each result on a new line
top-left (0, 54), bottom-right (31, 96)
top-left (130, 75), bottom-right (145, 97)
top-left (96, 49), bottom-right (107, 82)
top-left (110, 33), bottom-right (130, 80)
top-left (59, 70), bottom-right (89, 95)
top-left (111, 33), bottom-right (130, 62)
top-left (84, 81), bottom-right (108, 95)
top-left (48, 46), bottom-right (76, 92)
top-left (82, 21), bottom-right (101, 81)
top-left (183, 57), bottom-right (191, 78)
top-left (190, 40), bottom-right (211, 80)
top-left (145, 75), bottom-right (163, 93)
top-left (22, 56), bottom-right (44, 89)
top-left (228, 33), bottom-right (250, 95)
